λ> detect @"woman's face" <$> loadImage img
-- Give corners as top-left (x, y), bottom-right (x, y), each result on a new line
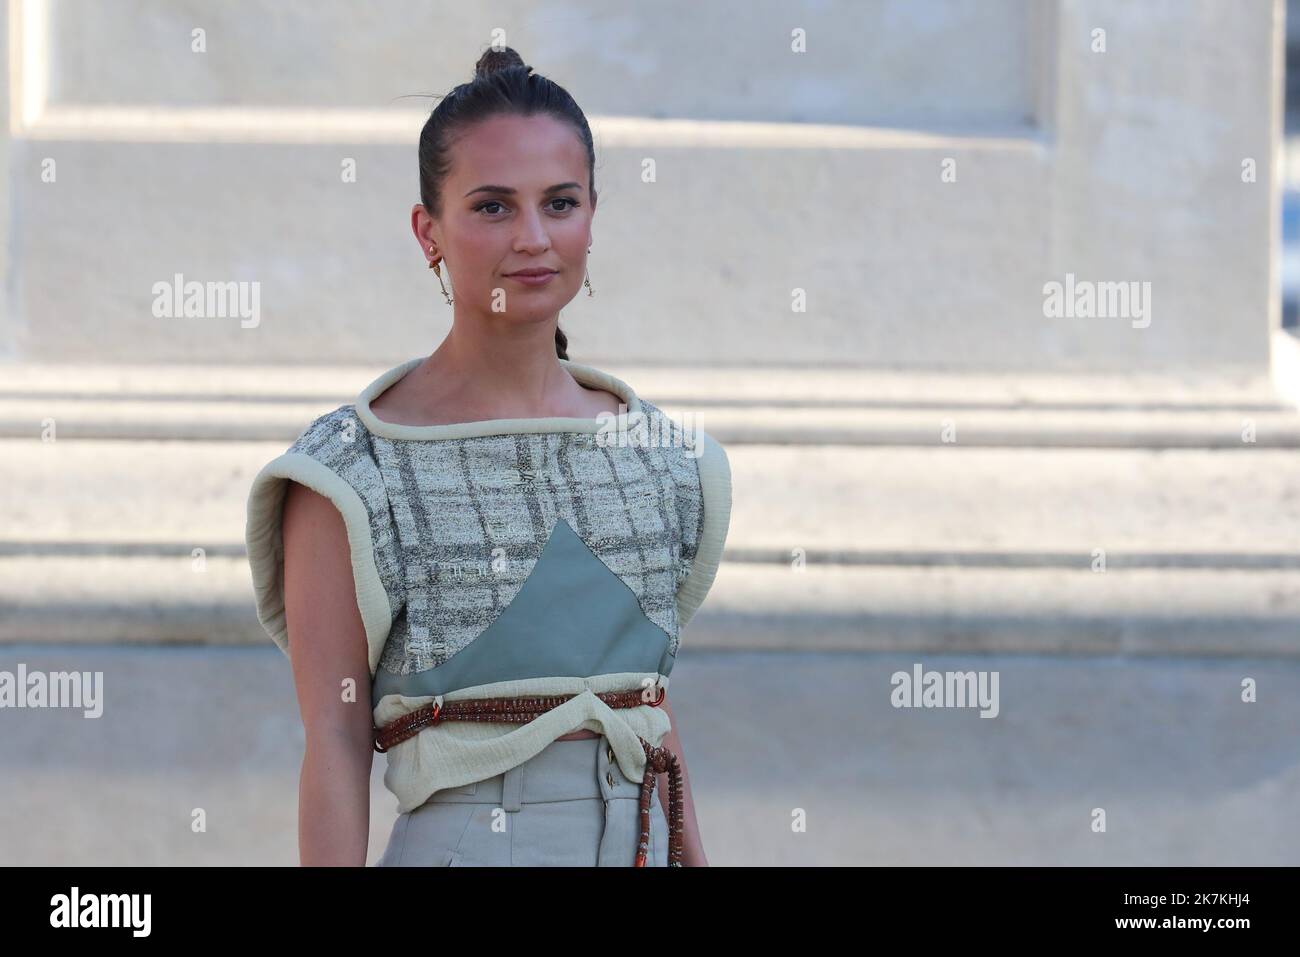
top-left (419, 112), bottom-right (594, 322)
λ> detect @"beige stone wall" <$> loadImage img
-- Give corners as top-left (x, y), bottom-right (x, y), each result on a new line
top-left (0, 0), bottom-right (1285, 371)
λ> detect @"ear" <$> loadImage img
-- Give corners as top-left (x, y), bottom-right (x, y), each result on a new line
top-left (411, 203), bottom-right (440, 249)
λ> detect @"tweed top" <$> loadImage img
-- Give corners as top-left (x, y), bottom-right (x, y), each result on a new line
top-left (245, 356), bottom-right (732, 813)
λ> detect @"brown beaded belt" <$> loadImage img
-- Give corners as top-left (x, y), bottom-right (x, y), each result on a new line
top-left (372, 686), bottom-right (683, 867)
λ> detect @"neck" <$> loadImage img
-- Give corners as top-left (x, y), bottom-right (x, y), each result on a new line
top-left (418, 318), bottom-right (584, 419)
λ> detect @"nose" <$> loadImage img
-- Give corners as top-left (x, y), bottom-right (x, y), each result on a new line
top-left (513, 206), bottom-right (551, 253)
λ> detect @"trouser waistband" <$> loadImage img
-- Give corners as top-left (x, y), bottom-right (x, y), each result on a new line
top-left (419, 735), bottom-right (639, 812)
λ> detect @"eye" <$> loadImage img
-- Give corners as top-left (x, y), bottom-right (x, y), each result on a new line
top-left (473, 197), bottom-right (580, 217)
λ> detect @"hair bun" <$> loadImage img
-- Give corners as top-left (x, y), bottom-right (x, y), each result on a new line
top-left (474, 46), bottom-right (528, 80)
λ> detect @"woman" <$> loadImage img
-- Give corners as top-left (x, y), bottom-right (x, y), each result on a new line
top-left (245, 46), bottom-right (731, 866)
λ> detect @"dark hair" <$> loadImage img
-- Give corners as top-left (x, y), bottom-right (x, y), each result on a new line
top-left (418, 46), bottom-right (596, 361)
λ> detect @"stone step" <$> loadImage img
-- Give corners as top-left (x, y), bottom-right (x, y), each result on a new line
top-left (1, 556), bottom-right (1296, 657)
top-left (0, 439), bottom-right (1296, 654)
top-left (0, 360), bottom-right (1286, 403)
top-left (1, 361), bottom-right (1295, 447)
top-left (7, 397), bottom-right (1300, 446)
top-left (2, 365), bottom-right (1296, 654)
top-left (6, 642), bottom-right (1298, 865)
top-left (2, 440), bottom-right (1297, 554)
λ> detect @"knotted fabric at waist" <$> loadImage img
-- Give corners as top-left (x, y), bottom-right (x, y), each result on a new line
top-left (373, 686), bottom-right (683, 867)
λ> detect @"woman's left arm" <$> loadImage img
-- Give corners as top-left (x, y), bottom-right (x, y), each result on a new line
top-left (655, 693), bottom-right (708, 866)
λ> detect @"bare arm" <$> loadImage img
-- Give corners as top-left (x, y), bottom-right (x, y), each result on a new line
top-left (655, 694), bottom-right (709, 866)
top-left (281, 480), bottom-right (375, 866)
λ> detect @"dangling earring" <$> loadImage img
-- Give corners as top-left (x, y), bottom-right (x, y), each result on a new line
top-left (428, 245), bottom-right (453, 304)
top-left (583, 245), bottom-right (594, 297)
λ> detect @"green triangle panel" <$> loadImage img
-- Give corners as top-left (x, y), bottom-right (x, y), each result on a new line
top-left (372, 517), bottom-right (672, 699)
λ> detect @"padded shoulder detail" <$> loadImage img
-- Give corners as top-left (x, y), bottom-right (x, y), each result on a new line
top-left (675, 427), bottom-right (731, 628)
top-left (636, 399), bottom-right (731, 630)
top-left (244, 405), bottom-right (398, 677)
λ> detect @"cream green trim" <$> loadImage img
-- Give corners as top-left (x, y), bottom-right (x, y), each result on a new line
top-left (354, 356), bottom-right (644, 441)
top-left (676, 429), bottom-right (732, 629)
top-left (373, 671), bottom-right (672, 814)
top-left (245, 451), bottom-right (393, 677)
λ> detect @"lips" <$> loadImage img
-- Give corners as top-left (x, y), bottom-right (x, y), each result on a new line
top-left (507, 268), bottom-right (558, 277)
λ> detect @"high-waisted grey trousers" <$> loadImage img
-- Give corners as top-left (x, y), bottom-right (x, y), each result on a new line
top-left (375, 734), bottom-right (672, 866)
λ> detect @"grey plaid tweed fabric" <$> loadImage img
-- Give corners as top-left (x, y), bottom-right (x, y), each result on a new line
top-left (282, 398), bottom-right (706, 684)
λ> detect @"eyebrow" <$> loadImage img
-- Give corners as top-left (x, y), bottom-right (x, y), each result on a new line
top-left (464, 182), bottom-right (582, 198)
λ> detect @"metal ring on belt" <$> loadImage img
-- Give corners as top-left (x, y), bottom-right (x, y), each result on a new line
top-left (372, 686), bottom-right (683, 867)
